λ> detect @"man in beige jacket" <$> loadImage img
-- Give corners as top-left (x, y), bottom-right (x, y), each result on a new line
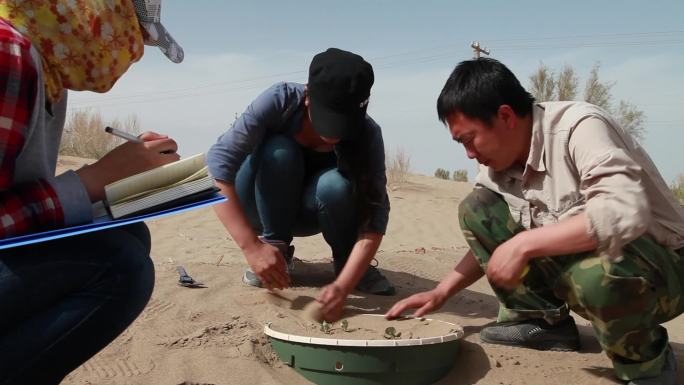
top-left (387, 58), bottom-right (684, 385)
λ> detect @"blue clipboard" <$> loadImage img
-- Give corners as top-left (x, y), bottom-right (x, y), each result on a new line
top-left (0, 193), bottom-right (226, 250)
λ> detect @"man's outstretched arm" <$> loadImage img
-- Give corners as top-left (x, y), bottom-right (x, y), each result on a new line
top-left (385, 250), bottom-right (484, 319)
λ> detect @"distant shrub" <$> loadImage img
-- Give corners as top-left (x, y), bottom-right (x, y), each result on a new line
top-left (453, 169), bottom-right (468, 182)
top-left (386, 147), bottom-right (411, 186)
top-left (434, 168), bottom-right (450, 180)
top-left (59, 109), bottom-right (140, 159)
top-left (671, 174), bottom-right (684, 205)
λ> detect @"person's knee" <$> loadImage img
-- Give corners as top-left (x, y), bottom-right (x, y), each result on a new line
top-left (259, 135), bottom-right (302, 169)
top-left (119, 222), bottom-right (151, 254)
top-left (459, 188), bottom-right (500, 215)
top-left (105, 227), bottom-right (155, 304)
top-left (315, 170), bottom-right (353, 208)
top-left (458, 188), bottom-right (502, 228)
top-left (565, 260), bottom-right (655, 318)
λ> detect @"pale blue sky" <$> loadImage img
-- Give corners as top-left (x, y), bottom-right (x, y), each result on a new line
top-left (69, 1), bottom-right (684, 182)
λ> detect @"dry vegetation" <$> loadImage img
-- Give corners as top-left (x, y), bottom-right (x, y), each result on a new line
top-left (59, 109), bottom-right (141, 159)
top-left (671, 174), bottom-right (684, 205)
top-left (434, 168), bottom-right (450, 180)
top-left (529, 62), bottom-right (645, 142)
top-left (386, 146), bottom-right (411, 187)
top-left (433, 168), bottom-right (468, 182)
top-left (452, 169), bottom-right (468, 182)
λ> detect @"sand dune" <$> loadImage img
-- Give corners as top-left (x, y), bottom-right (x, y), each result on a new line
top-left (54, 157), bottom-right (684, 385)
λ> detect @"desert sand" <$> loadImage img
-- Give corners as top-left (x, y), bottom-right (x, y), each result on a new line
top-left (269, 309), bottom-right (461, 340)
top-left (55, 156), bottom-right (684, 385)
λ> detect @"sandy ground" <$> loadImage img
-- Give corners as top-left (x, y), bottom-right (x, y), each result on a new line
top-left (55, 156), bottom-right (684, 385)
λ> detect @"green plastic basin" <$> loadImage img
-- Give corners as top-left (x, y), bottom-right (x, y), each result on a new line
top-left (265, 315), bottom-right (463, 385)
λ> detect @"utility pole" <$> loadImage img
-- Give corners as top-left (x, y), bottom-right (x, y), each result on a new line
top-left (470, 41), bottom-right (490, 59)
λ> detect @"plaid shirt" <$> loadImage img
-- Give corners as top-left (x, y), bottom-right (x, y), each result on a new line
top-left (0, 19), bottom-right (64, 238)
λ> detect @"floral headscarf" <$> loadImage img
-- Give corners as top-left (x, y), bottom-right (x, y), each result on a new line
top-left (0, 0), bottom-right (145, 103)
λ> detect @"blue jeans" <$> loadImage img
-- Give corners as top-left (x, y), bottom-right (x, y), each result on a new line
top-left (0, 222), bottom-right (154, 385)
top-left (235, 135), bottom-right (357, 272)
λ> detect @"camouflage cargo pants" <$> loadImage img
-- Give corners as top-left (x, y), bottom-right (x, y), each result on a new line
top-left (459, 188), bottom-right (684, 380)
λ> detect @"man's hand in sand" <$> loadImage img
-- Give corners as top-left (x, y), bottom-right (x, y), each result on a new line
top-left (244, 242), bottom-right (290, 290)
top-left (316, 283), bottom-right (347, 321)
top-left (385, 288), bottom-right (448, 319)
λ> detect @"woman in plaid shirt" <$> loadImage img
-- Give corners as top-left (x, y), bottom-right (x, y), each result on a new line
top-left (0, 1), bottom-right (183, 383)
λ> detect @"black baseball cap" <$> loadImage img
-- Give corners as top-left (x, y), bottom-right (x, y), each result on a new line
top-left (307, 48), bottom-right (374, 140)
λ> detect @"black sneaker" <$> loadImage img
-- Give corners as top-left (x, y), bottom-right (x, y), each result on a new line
top-left (355, 266), bottom-right (396, 296)
top-left (627, 344), bottom-right (678, 385)
top-left (480, 317), bottom-right (581, 351)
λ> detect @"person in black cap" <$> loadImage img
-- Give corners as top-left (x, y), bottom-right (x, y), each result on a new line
top-left (208, 48), bottom-right (395, 321)
top-left (0, 0), bottom-right (183, 383)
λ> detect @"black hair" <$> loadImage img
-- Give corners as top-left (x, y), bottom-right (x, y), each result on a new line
top-left (335, 118), bottom-right (377, 230)
top-left (436, 58), bottom-right (535, 125)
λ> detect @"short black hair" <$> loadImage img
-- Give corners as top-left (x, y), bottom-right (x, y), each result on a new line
top-left (437, 58), bottom-right (535, 125)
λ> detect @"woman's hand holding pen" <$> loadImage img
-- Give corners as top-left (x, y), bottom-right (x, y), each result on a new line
top-left (76, 131), bottom-right (180, 202)
top-left (104, 126), bottom-right (179, 156)
top-left (137, 131), bottom-right (181, 156)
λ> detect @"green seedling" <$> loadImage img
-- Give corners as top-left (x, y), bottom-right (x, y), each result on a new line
top-left (384, 326), bottom-right (402, 339)
top-left (320, 320), bottom-right (334, 334)
top-left (339, 319), bottom-right (356, 333)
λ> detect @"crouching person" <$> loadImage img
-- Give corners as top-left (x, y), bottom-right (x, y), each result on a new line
top-left (387, 58), bottom-right (684, 385)
top-left (208, 48), bottom-right (396, 322)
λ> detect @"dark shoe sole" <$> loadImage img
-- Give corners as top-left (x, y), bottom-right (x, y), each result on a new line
top-left (480, 335), bottom-right (580, 352)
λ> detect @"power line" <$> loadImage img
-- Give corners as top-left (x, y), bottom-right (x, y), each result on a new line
top-left (72, 69), bottom-right (307, 104)
top-left (482, 30), bottom-right (684, 43)
top-left (491, 39), bottom-right (684, 51)
top-left (67, 30), bottom-right (684, 110)
top-left (647, 120), bottom-right (684, 124)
